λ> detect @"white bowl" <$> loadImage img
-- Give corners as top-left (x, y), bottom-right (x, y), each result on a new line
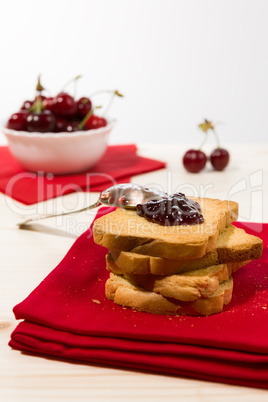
top-left (2, 121), bottom-right (115, 174)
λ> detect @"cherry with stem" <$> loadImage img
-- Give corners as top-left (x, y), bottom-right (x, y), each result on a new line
top-left (182, 119), bottom-right (211, 173)
top-left (198, 119), bottom-right (230, 171)
top-left (26, 77), bottom-right (56, 132)
top-left (208, 122), bottom-right (230, 171)
top-left (78, 106), bottom-right (103, 130)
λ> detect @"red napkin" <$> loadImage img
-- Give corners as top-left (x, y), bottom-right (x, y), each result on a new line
top-left (0, 145), bottom-right (166, 205)
top-left (9, 209), bottom-right (268, 389)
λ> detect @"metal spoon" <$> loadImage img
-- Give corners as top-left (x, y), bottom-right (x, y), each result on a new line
top-left (18, 183), bottom-right (167, 227)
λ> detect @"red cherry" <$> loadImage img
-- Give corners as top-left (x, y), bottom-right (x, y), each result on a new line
top-left (7, 111), bottom-right (28, 131)
top-left (77, 97), bottom-right (92, 118)
top-left (84, 114), bottom-right (107, 130)
top-left (183, 149), bottom-right (207, 173)
top-left (55, 118), bottom-right (80, 132)
top-left (55, 117), bottom-right (68, 132)
top-left (26, 110), bottom-right (56, 133)
top-left (21, 100), bottom-right (34, 111)
top-left (53, 92), bottom-right (77, 117)
top-left (65, 121), bottom-right (80, 132)
top-left (210, 148), bottom-right (230, 171)
top-left (43, 97), bottom-right (55, 112)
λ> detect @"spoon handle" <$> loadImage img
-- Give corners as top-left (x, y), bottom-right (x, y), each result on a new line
top-left (18, 200), bottom-right (101, 228)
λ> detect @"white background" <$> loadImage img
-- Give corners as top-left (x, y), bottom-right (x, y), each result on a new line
top-left (0, 0), bottom-right (267, 145)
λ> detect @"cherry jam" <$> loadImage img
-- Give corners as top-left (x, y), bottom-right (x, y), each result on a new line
top-left (136, 193), bottom-right (204, 226)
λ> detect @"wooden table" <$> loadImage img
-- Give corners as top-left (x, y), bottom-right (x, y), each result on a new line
top-left (1, 144), bottom-right (268, 401)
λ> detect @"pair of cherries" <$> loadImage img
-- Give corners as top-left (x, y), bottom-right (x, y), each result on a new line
top-left (6, 77), bottom-right (109, 133)
top-left (182, 120), bottom-right (230, 172)
top-left (183, 148), bottom-right (230, 172)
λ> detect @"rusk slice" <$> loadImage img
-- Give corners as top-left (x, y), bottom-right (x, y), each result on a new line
top-left (93, 197), bottom-right (238, 259)
top-left (106, 254), bottom-right (247, 301)
top-left (105, 273), bottom-right (234, 316)
top-left (108, 225), bottom-right (263, 275)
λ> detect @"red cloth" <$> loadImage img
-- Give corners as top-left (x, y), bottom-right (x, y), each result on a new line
top-left (9, 210), bottom-right (268, 389)
top-left (0, 145), bottom-right (166, 205)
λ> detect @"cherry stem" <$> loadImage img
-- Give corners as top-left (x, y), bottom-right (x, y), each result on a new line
top-left (212, 128), bottom-right (221, 148)
top-left (78, 106), bottom-right (101, 130)
top-left (103, 92), bottom-right (116, 117)
top-left (198, 132), bottom-right (209, 150)
top-left (60, 75), bottom-right (82, 94)
top-left (89, 89), bottom-right (114, 97)
top-left (36, 75), bottom-right (45, 92)
top-left (35, 95), bottom-right (43, 114)
top-left (89, 89), bottom-right (123, 117)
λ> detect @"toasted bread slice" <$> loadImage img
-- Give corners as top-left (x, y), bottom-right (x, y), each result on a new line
top-left (105, 273), bottom-right (233, 316)
top-left (106, 255), bottom-right (247, 301)
top-left (108, 225), bottom-right (263, 275)
top-left (93, 197), bottom-right (238, 259)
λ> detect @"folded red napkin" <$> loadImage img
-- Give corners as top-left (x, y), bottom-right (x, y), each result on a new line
top-left (9, 209), bottom-right (268, 389)
top-left (0, 145), bottom-right (166, 205)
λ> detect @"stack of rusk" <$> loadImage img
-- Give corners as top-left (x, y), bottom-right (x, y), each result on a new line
top-left (93, 197), bottom-right (263, 316)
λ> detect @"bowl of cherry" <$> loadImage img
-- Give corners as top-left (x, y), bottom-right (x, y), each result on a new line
top-left (2, 78), bottom-right (122, 174)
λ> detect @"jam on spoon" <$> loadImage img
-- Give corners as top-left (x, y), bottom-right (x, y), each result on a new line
top-left (18, 184), bottom-right (168, 227)
top-left (100, 183), bottom-right (168, 207)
